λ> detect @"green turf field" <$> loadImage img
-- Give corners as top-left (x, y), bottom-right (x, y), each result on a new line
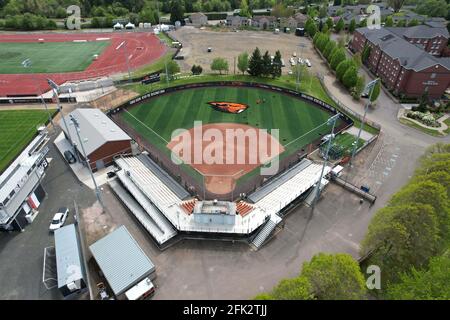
top-left (120, 87), bottom-right (345, 180)
top-left (0, 110), bottom-right (53, 173)
top-left (0, 41), bottom-right (110, 74)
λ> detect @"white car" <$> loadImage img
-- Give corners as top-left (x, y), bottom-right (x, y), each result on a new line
top-left (288, 70), bottom-right (293, 75)
top-left (298, 58), bottom-right (304, 65)
top-left (305, 59), bottom-right (312, 67)
top-left (49, 207), bottom-right (69, 232)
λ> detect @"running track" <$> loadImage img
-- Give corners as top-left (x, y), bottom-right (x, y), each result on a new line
top-left (0, 32), bottom-right (166, 97)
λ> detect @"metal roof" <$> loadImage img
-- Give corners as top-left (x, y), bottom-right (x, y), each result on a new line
top-left (357, 27), bottom-right (450, 72)
top-left (89, 226), bottom-right (155, 296)
top-left (60, 108), bottom-right (131, 156)
top-left (55, 224), bottom-right (85, 289)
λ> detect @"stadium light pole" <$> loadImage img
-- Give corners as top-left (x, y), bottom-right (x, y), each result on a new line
top-left (311, 113), bottom-right (340, 210)
top-left (47, 78), bottom-right (78, 160)
top-left (22, 59), bottom-right (56, 132)
top-left (69, 114), bottom-right (105, 210)
top-left (296, 43), bottom-right (306, 91)
top-left (349, 78), bottom-right (380, 167)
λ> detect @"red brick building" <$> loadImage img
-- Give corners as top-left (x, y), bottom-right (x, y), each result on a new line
top-left (350, 26), bottom-right (450, 99)
top-left (61, 108), bottom-right (132, 171)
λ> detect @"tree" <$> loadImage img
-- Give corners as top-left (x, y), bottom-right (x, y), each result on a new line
top-left (336, 59), bottom-right (355, 81)
top-left (385, 16), bottom-right (394, 27)
top-left (362, 203), bottom-right (443, 285)
top-left (387, 252), bottom-right (450, 299)
top-left (248, 47), bottom-right (264, 77)
top-left (305, 18), bottom-right (317, 37)
top-left (271, 50), bottom-right (282, 78)
top-left (323, 40), bottom-right (337, 61)
top-left (237, 52), bottom-right (249, 75)
top-left (271, 276), bottom-right (314, 300)
top-left (335, 18), bottom-right (344, 33)
top-left (239, 0), bottom-right (252, 17)
top-left (261, 50), bottom-right (272, 77)
top-left (408, 19), bottom-right (419, 27)
top-left (326, 17), bottom-right (334, 30)
top-left (387, 0), bottom-right (406, 13)
top-left (361, 45), bottom-right (371, 63)
top-left (170, 0), bottom-right (185, 24)
top-left (316, 33), bottom-right (330, 53)
top-left (352, 52), bottom-right (362, 69)
top-left (342, 66), bottom-right (358, 88)
top-left (191, 64), bottom-right (203, 75)
top-left (166, 60), bottom-right (180, 79)
top-left (354, 76), bottom-right (365, 99)
top-left (389, 181), bottom-right (449, 239)
top-left (330, 48), bottom-right (346, 70)
top-left (416, 0), bottom-right (448, 18)
top-left (211, 57), bottom-right (229, 74)
top-left (349, 18), bottom-right (356, 33)
top-left (301, 253), bottom-right (367, 300)
top-left (369, 79), bottom-right (381, 102)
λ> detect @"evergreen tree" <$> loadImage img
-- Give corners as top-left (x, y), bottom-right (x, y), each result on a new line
top-left (248, 47), bottom-right (263, 77)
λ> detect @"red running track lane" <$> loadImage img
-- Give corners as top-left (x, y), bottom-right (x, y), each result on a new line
top-left (0, 32), bottom-right (167, 97)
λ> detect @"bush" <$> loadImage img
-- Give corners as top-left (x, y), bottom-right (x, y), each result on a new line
top-left (406, 111), bottom-right (440, 127)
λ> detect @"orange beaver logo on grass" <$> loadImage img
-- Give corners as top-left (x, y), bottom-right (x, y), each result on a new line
top-left (208, 102), bottom-right (249, 114)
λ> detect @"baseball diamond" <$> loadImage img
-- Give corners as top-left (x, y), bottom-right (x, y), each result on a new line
top-left (111, 83), bottom-right (351, 200)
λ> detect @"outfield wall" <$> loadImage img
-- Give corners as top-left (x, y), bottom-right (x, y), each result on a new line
top-left (108, 82), bottom-right (353, 201)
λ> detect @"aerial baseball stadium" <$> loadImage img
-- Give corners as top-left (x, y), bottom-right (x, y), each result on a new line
top-left (0, 0), bottom-right (448, 308)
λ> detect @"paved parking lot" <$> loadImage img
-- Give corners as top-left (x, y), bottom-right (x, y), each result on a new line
top-left (0, 129), bottom-right (96, 300)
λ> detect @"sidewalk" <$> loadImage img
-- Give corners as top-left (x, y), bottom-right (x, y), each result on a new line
top-left (53, 132), bottom-right (112, 189)
top-left (344, 126), bottom-right (375, 141)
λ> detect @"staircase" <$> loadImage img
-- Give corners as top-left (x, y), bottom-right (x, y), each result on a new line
top-left (250, 214), bottom-right (282, 250)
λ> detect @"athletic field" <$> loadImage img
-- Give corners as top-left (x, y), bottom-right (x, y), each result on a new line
top-left (0, 110), bottom-right (52, 173)
top-left (118, 86), bottom-right (347, 194)
top-left (0, 41), bottom-right (110, 74)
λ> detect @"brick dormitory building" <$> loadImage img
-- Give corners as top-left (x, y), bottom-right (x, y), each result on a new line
top-left (350, 24), bottom-right (450, 99)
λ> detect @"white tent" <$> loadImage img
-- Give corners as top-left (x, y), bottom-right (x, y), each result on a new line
top-left (125, 22), bottom-right (136, 29)
top-left (113, 22), bottom-right (123, 30)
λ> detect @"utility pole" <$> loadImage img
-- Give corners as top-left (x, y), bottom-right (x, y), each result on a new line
top-left (123, 41), bottom-right (132, 81)
top-left (22, 59), bottom-right (55, 131)
top-left (296, 43), bottom-right (306, 91)
top-left (349, 78), bottom-right (379, 167)
top-left (69, 114), bottom-right (105, 210)
top-left (47, 78), bottom-right (78, 159)
top-left (311, 113), bottom-right (340, 210)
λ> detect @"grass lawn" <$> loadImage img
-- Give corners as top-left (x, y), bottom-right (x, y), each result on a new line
top-left (333, 132), bottom-right (365, 155)
top-left (399, 118), bottom-right (445, 137)
top-left (444, 118), bottom-right (450, 135)
top-left (0, 40), bottom-right (110, 74)
top-left (0, 110), bottom-right (54, 173)
top-left (122, 73), bottom-right (380, 135)
top-left (119, 86), bottom-right (343, 183)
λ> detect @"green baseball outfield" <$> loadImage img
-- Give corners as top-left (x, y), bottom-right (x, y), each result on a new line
top-left (0, 41), bottom-right (110, 74)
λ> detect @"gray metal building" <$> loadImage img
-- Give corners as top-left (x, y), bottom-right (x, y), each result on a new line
top-left (55, 224), bottom-right (87, 297)
top-left (89, 226), bottom-right (156, 298)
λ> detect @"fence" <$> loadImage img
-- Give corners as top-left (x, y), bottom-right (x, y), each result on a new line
top-left (316, 73), bottom-right (382, 131)
top-left (109, 81), bottom-right (353, 201)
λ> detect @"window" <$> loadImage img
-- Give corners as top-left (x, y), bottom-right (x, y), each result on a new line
top-left (431, 73), bottom-right (436, 79)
